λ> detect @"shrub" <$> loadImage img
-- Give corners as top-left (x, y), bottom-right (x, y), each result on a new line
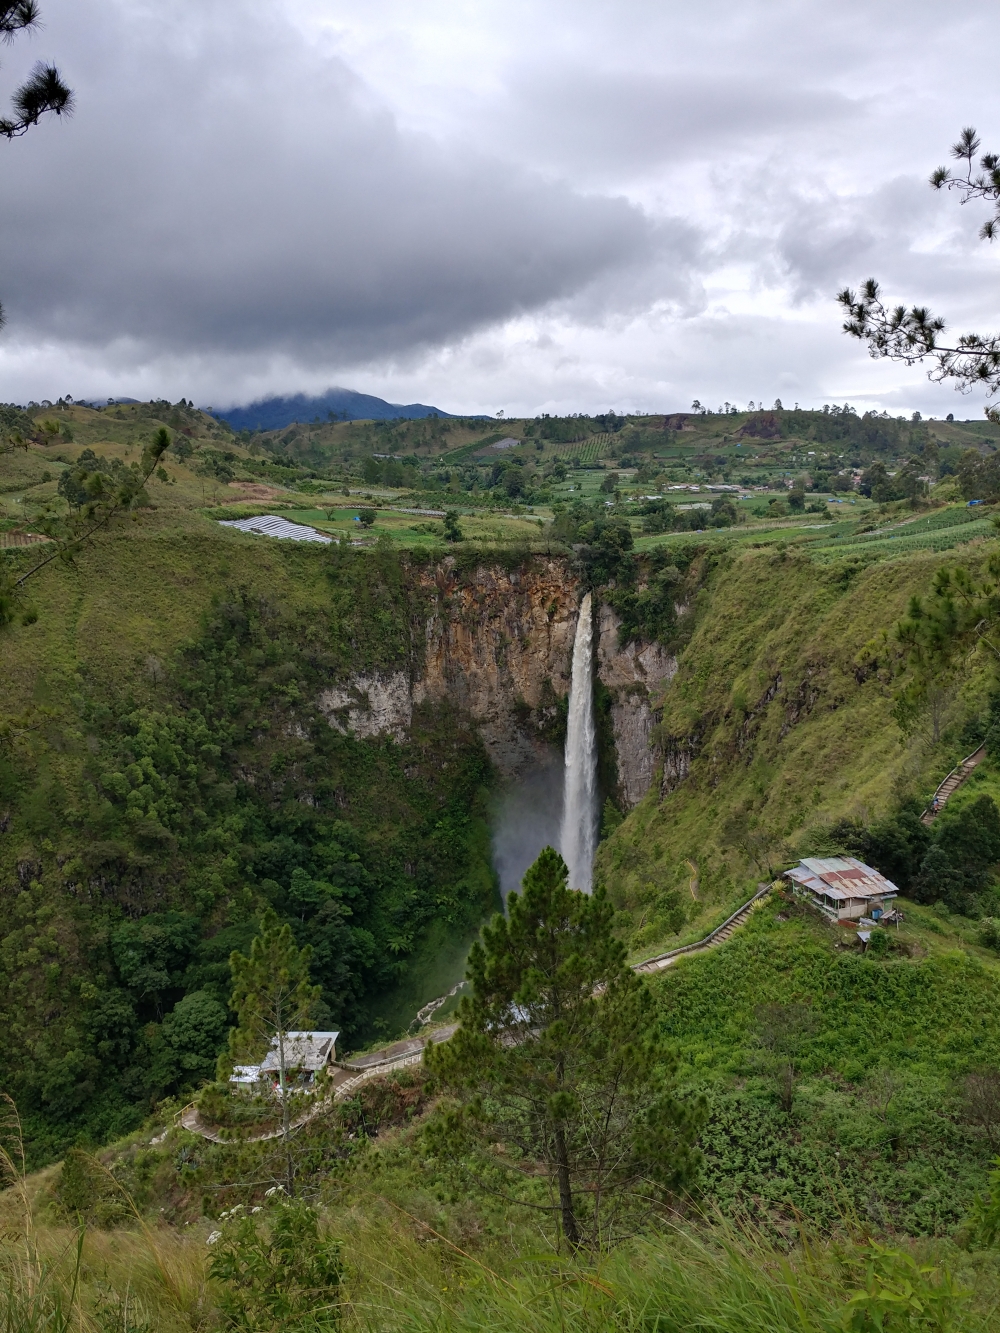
top-left (830, 808), bottom-right (930, 892)
top-left (866, 929), bottom-right (891, 958)
top-left (208, 1197), bottom-right (343, 1332)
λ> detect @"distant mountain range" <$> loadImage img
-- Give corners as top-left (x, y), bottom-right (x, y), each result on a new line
top-left (212, 388), bottom-right (471, 432)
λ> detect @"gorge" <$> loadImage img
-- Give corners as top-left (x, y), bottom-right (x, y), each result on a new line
top-left (0, 531), bottom-right (685, 1156)
top-left (4, 513), bottom-right (997, 1167)
top-left (317, 557), bottom-right (677, 811)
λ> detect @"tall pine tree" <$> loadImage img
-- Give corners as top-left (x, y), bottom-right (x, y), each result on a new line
top-left (227, 911), bottom-right (320, 1196)
top-left (426, 846), bottom-right (704, 1249)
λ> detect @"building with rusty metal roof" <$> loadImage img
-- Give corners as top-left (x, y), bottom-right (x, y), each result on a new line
top-left (784, 856), bottom-right (899, 922)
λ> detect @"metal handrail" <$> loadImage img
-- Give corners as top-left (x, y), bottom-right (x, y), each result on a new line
top-left (632, 883), bottom-right (772, 973)
top-left (921, 743), bottom-right (987, 822)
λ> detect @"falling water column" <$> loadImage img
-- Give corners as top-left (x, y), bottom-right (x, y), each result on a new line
top-left (560, 592), bottom-right (598, 892)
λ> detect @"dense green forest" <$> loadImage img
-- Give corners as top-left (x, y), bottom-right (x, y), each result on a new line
top-left (1, 530), bottom-right (497, 1159)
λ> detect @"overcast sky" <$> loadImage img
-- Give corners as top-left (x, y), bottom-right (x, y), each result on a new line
top-left (2, 0), bottom-right (999, 416)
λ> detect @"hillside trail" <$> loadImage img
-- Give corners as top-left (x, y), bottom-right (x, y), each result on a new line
top-left (177, 1026), bottom-right (458, 1144)
top-left (920, 744), bottom-right (986, 826)
top-left (632, 883), bottom-right (771, 976)
top-left (177, 883), bottom-right (772, 1144)
top-left (686, 859), bottom-right (699, 899)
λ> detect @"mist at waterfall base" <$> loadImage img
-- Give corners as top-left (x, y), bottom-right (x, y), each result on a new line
top-left (491, 756), bottom-right (565, 902)
top-left (491, 594), bottom-right (599, 901)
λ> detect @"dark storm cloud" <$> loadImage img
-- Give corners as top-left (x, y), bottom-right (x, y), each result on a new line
top-left (0, 0), bottom-right (678, 365)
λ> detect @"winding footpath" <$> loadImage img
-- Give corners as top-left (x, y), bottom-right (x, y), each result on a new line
top-left (632, 883), bottom-right (771, 975)
top-left (178, 884), bottom-right (773, 1144)
top-left (178, 1028), bottom-right (457, 1143)
top-left (179, 735), bottom-right (990, 1147)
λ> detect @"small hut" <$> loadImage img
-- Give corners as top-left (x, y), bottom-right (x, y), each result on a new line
top-left (260, 1031), bottom-right (340, 1085)
top-left (229, 1030), bottom-right (340, 1090)
top-left (784, 857), bottom-right (899, 922)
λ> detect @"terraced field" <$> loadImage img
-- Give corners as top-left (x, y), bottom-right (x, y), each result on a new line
top-left (805, 506), bottom-right (991, 562)
top-left (545, 433), bottom-right (617, 462)
top-left (634, 503), bottom-right (994, 564)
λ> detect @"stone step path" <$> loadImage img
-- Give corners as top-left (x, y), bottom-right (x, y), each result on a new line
top-left (920, 745), bottom-right (986, 825)
top-left (176, 888), bottom-right (771, 1144)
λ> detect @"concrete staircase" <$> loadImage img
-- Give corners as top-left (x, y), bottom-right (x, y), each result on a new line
top-left (633, 884), bottom-right (772, 976)
top-left (920, 744), bottom-right (986, 825)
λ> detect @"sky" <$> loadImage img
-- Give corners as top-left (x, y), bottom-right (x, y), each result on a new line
top-left (1, 0), bottom-right (999, 417)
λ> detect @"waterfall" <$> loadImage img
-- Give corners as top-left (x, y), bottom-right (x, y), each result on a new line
top-left (560, 592), bottom-right (598, 893)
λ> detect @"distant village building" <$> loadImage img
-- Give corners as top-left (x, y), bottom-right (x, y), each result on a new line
top-left (784, 857), bottom-right (899, 922)
top-left (229, 1030), bottom-right (340, 1089)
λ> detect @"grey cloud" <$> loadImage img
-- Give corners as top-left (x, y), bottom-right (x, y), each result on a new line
top-left (2, 0), bottom-right (999, 412)
top-left (0, 0), bottom-right (683, 366)
top-left (496, 69), bottom-right (861, 179)
top-left (548, 217), bottom-right (708, 324)
top-left (768, 170), bottom-right (995, 312)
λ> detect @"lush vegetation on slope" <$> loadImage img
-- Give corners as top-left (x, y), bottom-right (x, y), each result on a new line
top-left (8, 405), bottom-right (1000, 1325)
top-left (6, 1192), bottom-right (999, 1333)
top-left (595, 539), bottom-right (1000, 952)
top-left (1, 522), bottom-right (497, 1162)
top-left (656, 899), bottom-right (1000, 1236)
top-left (8, 895), bottom-right (1000, 1331)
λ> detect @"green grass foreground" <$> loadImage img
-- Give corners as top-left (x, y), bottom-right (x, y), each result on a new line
top-left (2, 898), bottom-right (998, 1327)
top-left (2, 1182), bottom-right (1000, 1331)
top-left (653, 901), bottom-right (1000, 1237)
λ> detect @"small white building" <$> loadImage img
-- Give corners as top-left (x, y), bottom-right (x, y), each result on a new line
top-left (230, 1064), bottom-right (265, 1087)
top-left (229, 1030), bottom-right (340, 1089)
top-left (784, 856), bottom-right (899, 922)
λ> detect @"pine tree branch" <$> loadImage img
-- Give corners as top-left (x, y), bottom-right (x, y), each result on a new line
top-left (840, 127), bottom-right (1000, 402)
top-left (0, 60), bottom-right (72, 137)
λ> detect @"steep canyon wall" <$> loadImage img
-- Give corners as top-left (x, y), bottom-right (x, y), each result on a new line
top-left (317, 558), bottom-right (674, 807)
top-left (596, 603), bottom-right (676, 807)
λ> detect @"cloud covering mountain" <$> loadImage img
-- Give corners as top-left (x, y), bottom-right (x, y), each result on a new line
top-left (216, 388), bottom-right (467, 431)
top-left (1, 0), bottom-right (998, 416)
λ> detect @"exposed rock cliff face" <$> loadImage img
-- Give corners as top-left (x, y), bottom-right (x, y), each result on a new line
top-left (318, 672), bottom-right (412, 742)
top-left (314, 558), bottom-right (672, 796)
top-left (413, 558), bottom-right (580, 774)
top-left (595, 604), bottom-right (677, 808)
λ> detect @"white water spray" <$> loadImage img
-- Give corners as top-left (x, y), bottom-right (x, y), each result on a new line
top-left (560, 592), bottom-right (598, 892)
